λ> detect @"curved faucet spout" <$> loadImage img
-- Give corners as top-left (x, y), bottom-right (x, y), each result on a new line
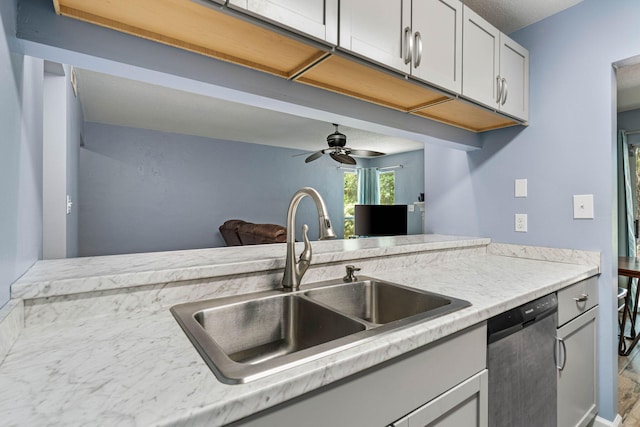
top-left (282, 187), bottom-right (336, 290)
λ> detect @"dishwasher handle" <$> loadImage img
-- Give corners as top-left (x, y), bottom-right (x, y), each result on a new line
top-left (555, 336), bottom-right (566, 371)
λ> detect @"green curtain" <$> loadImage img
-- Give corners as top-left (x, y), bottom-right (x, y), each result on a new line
top-left (357, 167), bottom-right (379, 205)
top-left (618, 130), bottom-right (637, 303)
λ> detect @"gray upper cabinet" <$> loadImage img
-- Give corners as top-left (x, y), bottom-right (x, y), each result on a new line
top-left (340, 0), bottom-right (462, 94)
top-left (462, 6), bottom-right (499, 109)
top-left (498, 33), bottom-right (529, 121)
top-left (462, 5), bottom-right (529, 121)
top-left (228, 0), bottom-right (338, 45)
top-left (339, 0), bottom-right (412, 73)
top-left (411, 0), bottom-right (463, 93)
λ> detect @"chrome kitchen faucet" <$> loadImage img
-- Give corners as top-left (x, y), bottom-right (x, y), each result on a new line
top-left (281, 187), bottom-right (336, 290)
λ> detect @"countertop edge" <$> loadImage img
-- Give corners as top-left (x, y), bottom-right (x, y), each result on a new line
top-left (12, 236), bottom-right (491, 299)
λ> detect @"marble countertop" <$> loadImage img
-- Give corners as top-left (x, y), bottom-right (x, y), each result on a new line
top-left (12, 234), bottom-right (490, 299)
top-left (0, 237), bottom-right (599, 426)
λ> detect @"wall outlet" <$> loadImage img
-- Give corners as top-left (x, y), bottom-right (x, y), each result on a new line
top-left (515, 213), bottom-right (528, 232)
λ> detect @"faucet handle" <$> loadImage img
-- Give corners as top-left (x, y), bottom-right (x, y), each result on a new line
top-left (343, 265), bottom-right (361, 282)
top-left (298, 224), bottom-right (312, 276)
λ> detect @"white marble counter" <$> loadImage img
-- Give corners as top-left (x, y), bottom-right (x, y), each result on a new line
top-left (0, 236), bottom-right (599, 426)
top-left (13, 234), bottom-right (490, 299)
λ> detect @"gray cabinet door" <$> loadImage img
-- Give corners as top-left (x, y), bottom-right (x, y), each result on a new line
top-left (498, 33), bottom-right (529, 121)
top-left (340, 0), bottom-right (411, 73)
top-left (411, 0), bottom-right (462, 93)
top-left (462, 5), bottom-right (500, 109)
top-left (229, 0), bottom-right (338, 44)
top-left (557, 306), bottom-right (598, 427)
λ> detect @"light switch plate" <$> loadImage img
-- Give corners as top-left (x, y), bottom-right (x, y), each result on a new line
top-left (515, 179), bottom-right (527, 197)
top-left (573, 194), bottom-right (594, 219)
top-left (408, 204), bottom-right (415, 212)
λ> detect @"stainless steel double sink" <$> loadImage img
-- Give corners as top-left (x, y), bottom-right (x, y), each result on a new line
top-left (171, 277), bottom-right (470, 384)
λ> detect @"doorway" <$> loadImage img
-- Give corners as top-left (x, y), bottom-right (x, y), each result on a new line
top-left (615, 58), bottom-right (640, 424)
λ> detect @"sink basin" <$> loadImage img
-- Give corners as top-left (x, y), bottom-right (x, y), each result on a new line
top-left (304, 279), bottom-right (455, 325)
top-left (194, 295), bottom-right (365, 365)
top-left (171, 277), bottom-right (470, 384)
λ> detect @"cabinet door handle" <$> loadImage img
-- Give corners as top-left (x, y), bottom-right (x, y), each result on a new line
top-left (404, 27), bottom-right (413, 65)
top-left (555, 336), bottom-right (567, 371)
top-left (414, 32), bottom-right (422, 68)
top-left (573, 293), bottom-right (589, 302)
top-left (501, 77), bottom-right (508, 105)
top-left (496, 75), bottom-right (503, 103)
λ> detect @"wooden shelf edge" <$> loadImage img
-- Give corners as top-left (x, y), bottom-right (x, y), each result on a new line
top-left (56, 5), bottom-right (310, 79)
top-left (296, 76), bottom-right (410, 112)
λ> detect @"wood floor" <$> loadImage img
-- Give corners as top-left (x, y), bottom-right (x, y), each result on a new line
top-left (619, 333), bottom-right (640, 425)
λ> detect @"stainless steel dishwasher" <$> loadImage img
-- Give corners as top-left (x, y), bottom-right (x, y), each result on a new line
top-left (487, 293), bottom-right (558, 427)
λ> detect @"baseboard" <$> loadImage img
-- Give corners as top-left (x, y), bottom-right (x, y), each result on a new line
top-left (594, 414), bottom-right (623, 427)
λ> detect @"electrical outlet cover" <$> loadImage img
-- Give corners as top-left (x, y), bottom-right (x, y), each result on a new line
top-left (515, 213), bottom-right (528, 232)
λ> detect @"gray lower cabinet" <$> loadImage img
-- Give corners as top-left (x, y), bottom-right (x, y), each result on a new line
top-left (391, 370), bottom-right (488, 427)
top-left (556, 277), bottom-right (599, 427)
top-left (233, 323), bottom-right (487, 427)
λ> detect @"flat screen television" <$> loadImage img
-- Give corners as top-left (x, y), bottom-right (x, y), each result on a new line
top-left (354, 204), bottom-right (408, 236)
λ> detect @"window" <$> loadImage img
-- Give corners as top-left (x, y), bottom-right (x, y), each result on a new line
top-left (344, 171), bottom-right (357, 238)
top-left (344, 170), bottom-right (396, 238)
top-left (379, 171), bottom-right (395, 205)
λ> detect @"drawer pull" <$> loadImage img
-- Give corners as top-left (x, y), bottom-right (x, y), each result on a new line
top-left (573, 293), bottom-right (589, 303)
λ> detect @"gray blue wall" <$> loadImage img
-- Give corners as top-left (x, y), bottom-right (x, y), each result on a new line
top-left (424, 0), bottom-right (640, 420)
top-left (79, 122), bottom-right (425, 256)
top-left (0, 1), bottom-right (43, 308)
top-left (79, 123), bottom-right (342, 255)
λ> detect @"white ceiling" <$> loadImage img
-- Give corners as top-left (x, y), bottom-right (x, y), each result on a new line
top-left (464, 0), bottom-right (584, 34)
top-left (74, 0), bottom-right (640, 150)
top-left (74, 68), bottom-right (424, 156)
top-left (617, 61), bottom-right (640, 112)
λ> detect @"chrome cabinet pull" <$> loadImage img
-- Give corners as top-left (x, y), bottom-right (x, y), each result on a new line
top-left (501, 77), bottom-right (508, 105)
top-left (414, 32), bottom-right (422, 68)
top-left (573, 293), bottom-right (589, 303)
top-left (496, 75), bottom-right (503, 103)
top-left (404, 27), bottom-right (413, 65)
top-left (555, 336), bottom-right (567, 371)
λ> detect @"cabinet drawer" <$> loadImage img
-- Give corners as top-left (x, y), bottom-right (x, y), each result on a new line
top-left (557, 276), bottom-right (598, 326)
top-left (391, 370), bottom-right (488, 427)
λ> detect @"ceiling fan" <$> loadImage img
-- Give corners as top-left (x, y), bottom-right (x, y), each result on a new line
top-left (302, 124), bottom-right (385, 165)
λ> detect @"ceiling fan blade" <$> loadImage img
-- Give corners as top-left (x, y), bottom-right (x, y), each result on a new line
top-left (330, 152), bottom-right (357, 165)
top-left (348, 149), bottom-right (386, 157)
top-left (305, 151), bottom-right (324, 163)
top-left (292, 152), bottom-right (312, 157)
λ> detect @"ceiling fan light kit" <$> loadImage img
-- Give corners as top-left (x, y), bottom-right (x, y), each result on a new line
top-left (304, 124), bottom-right (385, 165)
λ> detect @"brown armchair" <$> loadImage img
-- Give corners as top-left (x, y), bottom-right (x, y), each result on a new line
top-left (219, 219), bottom-right (287, 246)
